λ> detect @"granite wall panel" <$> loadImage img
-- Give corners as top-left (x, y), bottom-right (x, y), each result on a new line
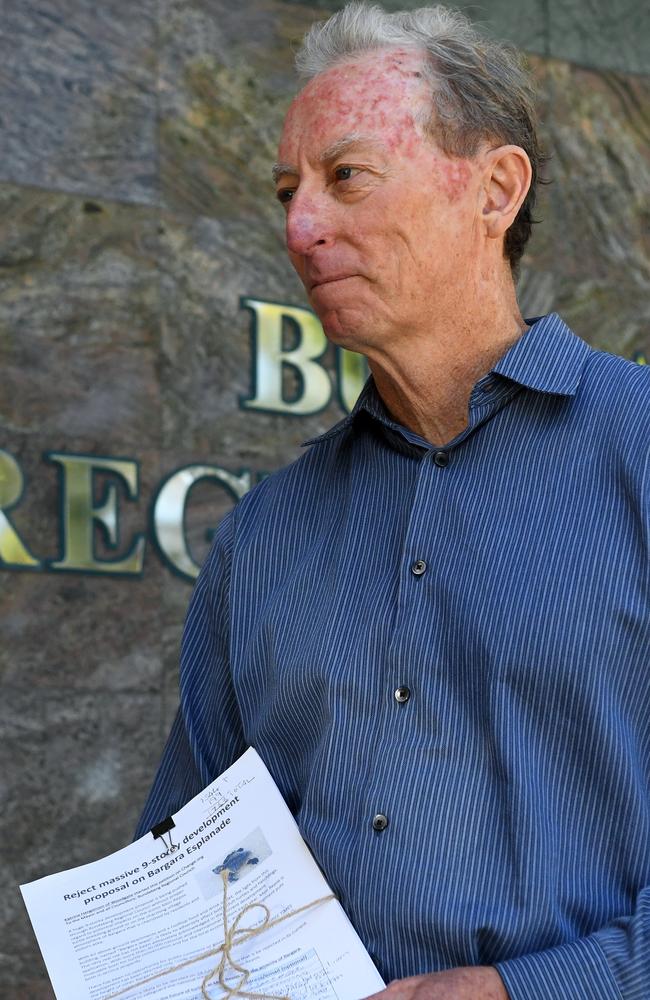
top-left (1, 690), bottom-right (164, 997)
top-left (1, 0), bottom-right (648, 994)
top-left (0, 1), bottom-right (159, 203)
top-left (157, 0), bottom-right (309, 224)
top-left (518, 59), bottom-right (650, 355)
top-left (463, 0), bottom-right (548, 56)
top-left (0, 188), bottom-right (162, 449)
top-left (548, 0), bottom-right (650, 75)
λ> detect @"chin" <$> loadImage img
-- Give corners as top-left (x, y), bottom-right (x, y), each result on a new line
top-left (315, 305), bottom-right (373, 351)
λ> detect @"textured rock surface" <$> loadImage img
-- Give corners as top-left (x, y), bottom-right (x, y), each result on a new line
top-left (0, 0), bottom-right (648, 994)
top-left (546, 0), bottom-right (649, 75)
top-left (0, 0), bottom-right (159, 203)
top-left (518, 59), bottom-right (650, 354)
top-left (466, 0), bottom-right (650, 74)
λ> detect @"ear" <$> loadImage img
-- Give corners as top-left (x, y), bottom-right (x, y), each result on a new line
top-left (481, 145), bottom-right (532, 241)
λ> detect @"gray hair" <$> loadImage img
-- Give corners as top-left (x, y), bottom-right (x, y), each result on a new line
top-left (295, 3), bottom-right (544, 273)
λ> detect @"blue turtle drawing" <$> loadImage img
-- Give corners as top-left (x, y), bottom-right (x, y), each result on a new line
top-left (214, 847), bottom-right (260, 883)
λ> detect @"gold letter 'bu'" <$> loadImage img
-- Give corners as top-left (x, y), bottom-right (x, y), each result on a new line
top-left (47, 453), bottom-right (145, 574)
top-left (240, 298), bottom-right (331, 415)
top-left (0, 450), bottom-right (40, 567)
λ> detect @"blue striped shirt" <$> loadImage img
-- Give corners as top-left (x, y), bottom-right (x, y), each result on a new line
top-left (137, 313), bottom-right (650, 999)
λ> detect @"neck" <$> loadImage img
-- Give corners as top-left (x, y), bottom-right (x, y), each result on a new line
top-left (366, 286), bottom-right (527, 447)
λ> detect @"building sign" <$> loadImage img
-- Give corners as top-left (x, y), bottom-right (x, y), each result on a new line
top-left (1, 297), bottom-right (646, 584)
top-left (0, 298), bottom-right (369, 583)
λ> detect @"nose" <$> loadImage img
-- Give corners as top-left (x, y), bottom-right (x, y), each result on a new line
top-left (285, 191), bottom-right (332, 257)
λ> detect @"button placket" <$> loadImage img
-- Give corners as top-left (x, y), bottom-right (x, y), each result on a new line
top-left (381, 442), bottom-right (456, 797)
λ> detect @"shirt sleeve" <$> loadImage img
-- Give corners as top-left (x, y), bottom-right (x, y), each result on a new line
top-left (496, 887), bottom-right (650, 999)
top-left (134, 510), bottom-right (247, 839)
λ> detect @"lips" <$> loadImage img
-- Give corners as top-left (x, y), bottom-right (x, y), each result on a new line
top-left (309, 274), bottom-right (357, 291)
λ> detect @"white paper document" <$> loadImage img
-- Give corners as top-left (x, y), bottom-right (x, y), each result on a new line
top-left (21, 748), bottom-right (385, 1000)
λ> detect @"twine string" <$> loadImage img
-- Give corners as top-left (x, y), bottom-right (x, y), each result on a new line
top-left (100, 869), bottom-right (335, 1000)
top-left (201, 871), bottom-right (287, 1000)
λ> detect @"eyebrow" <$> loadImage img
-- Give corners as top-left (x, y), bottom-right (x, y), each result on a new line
top-left (271, 132), bottom-right (385, 185)
top-left (272, 162), bottom-right (296, 185)
top-left (320, 132), bottom-right (383, 163)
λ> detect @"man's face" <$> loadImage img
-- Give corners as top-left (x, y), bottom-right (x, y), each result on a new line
top-left (275, 47), bottom-right (484, 352)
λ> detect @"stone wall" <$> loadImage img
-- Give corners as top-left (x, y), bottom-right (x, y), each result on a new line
top-left (1, 1), bottom-right (648, 995)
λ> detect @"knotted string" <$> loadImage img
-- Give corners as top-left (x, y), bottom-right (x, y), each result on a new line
top-left (101, 870), bottom-right (335, 1000)
top-left (200, 870), bottom-right (284, 1000)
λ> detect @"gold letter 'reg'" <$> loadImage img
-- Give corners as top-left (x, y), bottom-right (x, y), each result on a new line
top-left (0, 450), bottom-right (40, 567)
top-left (47, 453), bottom-right (145, 574)
top-left (152, 465), bottom-right (251, 580)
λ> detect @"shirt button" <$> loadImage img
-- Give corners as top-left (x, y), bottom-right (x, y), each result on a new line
top-left (411, 559), bottom-right (427, 576)
top-left (433, 450), bottom-right (449, 467)
top-left (372, 813), bottom-right (388, 832)
top-left (394, 686), bottom-right (411, 703)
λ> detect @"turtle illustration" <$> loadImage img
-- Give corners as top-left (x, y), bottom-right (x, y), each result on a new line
top-left (214, 847), bottom-right (260, 883)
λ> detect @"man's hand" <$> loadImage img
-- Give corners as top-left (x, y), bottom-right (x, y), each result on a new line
top-left (364, 967), bottom-right (509, 1000)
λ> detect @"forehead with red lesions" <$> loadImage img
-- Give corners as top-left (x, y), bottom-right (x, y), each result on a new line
top-left (279, 47), bottom-right (431, 158)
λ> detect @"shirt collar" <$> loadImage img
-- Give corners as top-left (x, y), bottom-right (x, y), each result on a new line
top-left (304, 312), bottom-right (592, 447)
top-left (491, 312), bottom-right (592, 395)
top-left (302, 373), bottom-right (389, 446)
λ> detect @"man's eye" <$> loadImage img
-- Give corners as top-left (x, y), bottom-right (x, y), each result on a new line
top-left (334, 166), bottom-right (357, 182)
top-left (276, 188), bottom-right (294, 204)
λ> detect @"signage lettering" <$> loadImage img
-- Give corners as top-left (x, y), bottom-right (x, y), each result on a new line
top-left (153, 465), bottom-right (251, 578)
top-left (240, 297), bottom-right (368, 414)
top-left (48, 453), bottom-right (146, 575)
top-left (1, 299), bottom-right (643, 583)
top-left (0, 450), bottom-right (40, 568)
top-left (0, 450), bottom-right (255, 582)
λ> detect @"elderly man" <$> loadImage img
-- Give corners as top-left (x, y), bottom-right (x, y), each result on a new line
top-left (138, 4), bottom-right (649, 998)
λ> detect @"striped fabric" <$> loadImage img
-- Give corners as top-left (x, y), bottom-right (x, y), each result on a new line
top-left (137, 314), bottom-right (650, 998)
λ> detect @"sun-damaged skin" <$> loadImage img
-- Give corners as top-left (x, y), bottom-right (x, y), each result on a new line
top-left (275, 47), bottom-right (532, 447)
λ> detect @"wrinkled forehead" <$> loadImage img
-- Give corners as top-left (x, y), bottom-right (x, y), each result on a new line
top-left (278, 46), bottom-right (431, 159)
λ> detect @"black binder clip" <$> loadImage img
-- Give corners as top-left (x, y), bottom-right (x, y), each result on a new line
top-left (150, 816), bottom-right (178, 854)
